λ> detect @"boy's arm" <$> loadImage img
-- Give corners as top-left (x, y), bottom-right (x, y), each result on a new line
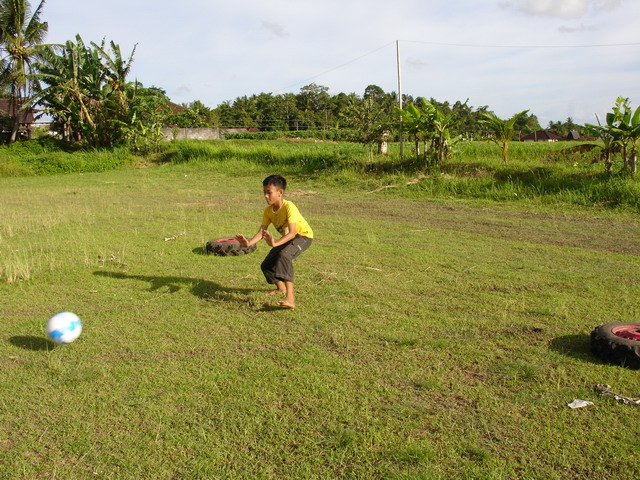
top-left (236, 225), bottom-right (267, 247)
top-left (263, 222), bottom-right (297, 247)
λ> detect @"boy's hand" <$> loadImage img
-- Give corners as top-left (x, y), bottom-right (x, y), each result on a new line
top-left (262, 230), bottom-right (275, 247)
top-left (235, 234), bottom-right (249, 248)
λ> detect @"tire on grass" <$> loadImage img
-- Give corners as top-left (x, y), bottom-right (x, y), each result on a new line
top-left (590, 322), bottom-right (640, 369)
top-left (205, 237), bottom-right (256, 256)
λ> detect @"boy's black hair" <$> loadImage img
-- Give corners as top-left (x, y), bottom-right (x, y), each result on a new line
top-left (263, 174), bottom-right (286, 191)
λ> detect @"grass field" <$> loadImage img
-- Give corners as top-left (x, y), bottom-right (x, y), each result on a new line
top-left (1, 145), bottom-right (640, 479)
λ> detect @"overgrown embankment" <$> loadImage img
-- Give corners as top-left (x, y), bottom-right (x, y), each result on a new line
top-left (158, 139), bottom-right (640, 212)
top-left (0, 137), bottom-right (136, 176)
top-left (2, 138), bottom-right (639, 212)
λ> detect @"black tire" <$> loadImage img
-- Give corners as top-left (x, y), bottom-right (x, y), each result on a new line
top-left (590, 322), bottom-right (640, 369)
top-left (205, 237), bottom-right (256, 256)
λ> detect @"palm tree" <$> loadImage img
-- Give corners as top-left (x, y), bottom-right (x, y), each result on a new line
top-left (0, 0), bottom-right (49, 142)
top-left (480, 110), bottom-right (529, 163)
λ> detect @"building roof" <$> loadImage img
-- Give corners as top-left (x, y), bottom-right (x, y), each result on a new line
top-left (167, 101), bottom-right (187, 114)
top-left (566, 130), bottom-right (596, 141)
top-left (521, 130), bottom-right (562, 141)
top-left (0, 98), bottom-right (36, 124)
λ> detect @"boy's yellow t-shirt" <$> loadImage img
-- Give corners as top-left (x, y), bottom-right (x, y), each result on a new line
top-left (262, 200), bottom-right (313, 239)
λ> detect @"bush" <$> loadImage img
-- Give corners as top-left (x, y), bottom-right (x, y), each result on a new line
top-left (223, 129), bottom-right (357, 142)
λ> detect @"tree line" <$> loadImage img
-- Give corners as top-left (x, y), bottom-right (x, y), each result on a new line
top-left (0, 0), bottom-right (636, 173)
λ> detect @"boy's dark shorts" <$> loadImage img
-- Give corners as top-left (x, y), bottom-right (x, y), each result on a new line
top-left (261, 235), bottom-right (312, 283)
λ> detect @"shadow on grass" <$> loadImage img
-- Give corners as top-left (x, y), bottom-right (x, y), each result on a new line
top-left (362, 157), bottom-right (630, 207)
top-left (549, 334), bottom-right (600, 364)
top-left (257, 304), bottom-right (295, 313)
top-left (363, 156), bottom-right (426, 174)
top-left (440, 161), bottom-right (618, 194)
top-left (93, 271), bottom-right (258, 304)
top-left (9, 336), bottom-right (56, 351)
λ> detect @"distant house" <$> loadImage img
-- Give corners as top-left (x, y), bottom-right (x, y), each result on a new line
top-left (566, 130), bottom-right (595, 141)
top-left (0, 98), bottom-right (37, 139)
top-left (167, 101), bottom-right (187, 115)
top-left (521, 130), bottom-right (562, 142)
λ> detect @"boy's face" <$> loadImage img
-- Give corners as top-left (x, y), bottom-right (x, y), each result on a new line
top-left (263, 184), bottom-right (284, 206)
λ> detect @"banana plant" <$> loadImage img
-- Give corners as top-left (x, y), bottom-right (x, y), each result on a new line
top-left (32, 34), bottom-right (141, 147)
top-left (420, 99), bottom-right (459, 165)
top-left (396, 100), bottom-right (459, 165)
top-left (584, 116), bottom-right (616, 174)
top-left (586, 97), bottom-right (640, 175)
top-left (610, 97), bottom-right (640, 175)
top-left (396, 102), bottom-right (426, 159)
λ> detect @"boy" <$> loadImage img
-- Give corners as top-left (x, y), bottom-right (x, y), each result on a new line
top-left (235, 175), bottom-right (313, 309)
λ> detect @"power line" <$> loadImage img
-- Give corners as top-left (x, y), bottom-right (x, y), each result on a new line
top-left (270, 37), bottom-right (639, 96)
top-left (401, 39), bottom-right (640, 49)
top-left (273, 41), bottom-right (395, 94)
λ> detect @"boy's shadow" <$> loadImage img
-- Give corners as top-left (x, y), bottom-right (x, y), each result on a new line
top-left (93, 271), bottom-right (258, 303)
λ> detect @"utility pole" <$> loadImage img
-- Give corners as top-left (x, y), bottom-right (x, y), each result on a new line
top-left (396, 40), bottom-right (404, 159)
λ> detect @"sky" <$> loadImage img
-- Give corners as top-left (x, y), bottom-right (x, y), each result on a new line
top-left (41, 0), bottom-right (640, 126)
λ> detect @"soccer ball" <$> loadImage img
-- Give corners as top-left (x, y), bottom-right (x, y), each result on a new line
top-left (46, 312), bottom-right (82, 345)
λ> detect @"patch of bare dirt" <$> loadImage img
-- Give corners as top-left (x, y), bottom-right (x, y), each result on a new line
top-left (178, 202), bottom-right (225, 206)
top-left (287, 190), bottom-right (318, 197)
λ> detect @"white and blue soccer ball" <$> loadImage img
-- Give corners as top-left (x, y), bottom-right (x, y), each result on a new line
top-left (46, 312), bottom-right (82, 345)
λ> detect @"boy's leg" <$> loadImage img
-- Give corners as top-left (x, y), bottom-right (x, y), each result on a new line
top-left (271, 236), bottom-right (312, 284)
top-left (266, 281), bottom-right (286, 296)
top-left (272, 236), bottom-right (312, 309)
top-left (278, 281), bottom-right (295, 309)
top-left (261, 244), bottom-right (287, 294)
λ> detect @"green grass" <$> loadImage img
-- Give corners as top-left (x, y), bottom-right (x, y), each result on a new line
top-left (1, 159), bottom-right (639, 479)
top-left (158, 139), bottom-right (640, 212)
top-left (2, 138), bottom-right (639, 212)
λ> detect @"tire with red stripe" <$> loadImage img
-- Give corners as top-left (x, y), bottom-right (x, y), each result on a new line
top-left (205, 237), bottom-right (256, 256)
top-left (590, 322), bottom-right (640, 369)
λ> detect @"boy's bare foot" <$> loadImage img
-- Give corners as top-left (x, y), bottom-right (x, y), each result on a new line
top-left (277, 300), bottom-right (295, 309)
top-left (266, 289), bottom-right (285, 296)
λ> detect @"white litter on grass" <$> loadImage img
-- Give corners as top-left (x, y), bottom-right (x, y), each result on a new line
top-left (591, 384), bottom-right (640, 406)
top-left (568, 399), bottom-right (594, 409)
top-left (164, 232), bottom-right (186, 242)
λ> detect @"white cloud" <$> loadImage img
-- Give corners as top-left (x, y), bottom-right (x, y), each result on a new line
top-left (499, 0), bottom-right (622, 19)
top-left (262, 21), bottom-right (289, 38)
top-left (406, 57), bottom-right (428, 70)
top-left (594, 0), bottom-right (622, 11)
top-left (558, 23), bottom-right (597, 33)
top-left (172, 86), bottom-right (192, 97)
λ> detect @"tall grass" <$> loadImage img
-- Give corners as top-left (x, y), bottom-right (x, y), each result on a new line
top-left (161, 139), bottom-right (365, 173)
top-left (0, 137), bottom-right (135, 175)
top-left (0, 253), bottom-right (30, 283)
top-left (2, 137), bottom-right (639, 212)
top-left (160, 139), bottom-right (638, 212)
